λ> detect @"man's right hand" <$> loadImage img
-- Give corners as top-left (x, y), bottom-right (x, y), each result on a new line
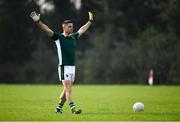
top-left (88, 12), bottom-right (93, 22)
top-left (30, 11), bottom-right (40, 23)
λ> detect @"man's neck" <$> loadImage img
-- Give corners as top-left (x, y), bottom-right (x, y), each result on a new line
top-left (63, 32), bottom-right (70, 37)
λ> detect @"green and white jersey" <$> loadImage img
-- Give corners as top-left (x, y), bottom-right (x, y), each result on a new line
top-left (51, 32), bottom-right (79, 66)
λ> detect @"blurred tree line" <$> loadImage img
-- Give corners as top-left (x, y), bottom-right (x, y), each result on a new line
top-left (0, 0), bottom-right (179, 84)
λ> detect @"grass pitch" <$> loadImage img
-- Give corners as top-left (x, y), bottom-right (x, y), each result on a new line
top-left (0, 84), bottom-right (180, 121)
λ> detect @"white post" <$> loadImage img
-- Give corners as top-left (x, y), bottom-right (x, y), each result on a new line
top-left (148, 69), bottom-right (153, 86)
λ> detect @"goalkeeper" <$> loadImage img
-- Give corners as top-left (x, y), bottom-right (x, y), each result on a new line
top-left (30, 11), bottom-right (93, 114)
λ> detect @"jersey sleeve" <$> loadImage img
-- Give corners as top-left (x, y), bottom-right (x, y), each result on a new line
top-left (51, 32), bottom-right (59, 41)
top-left (71, 32), bottom-right (79, 40)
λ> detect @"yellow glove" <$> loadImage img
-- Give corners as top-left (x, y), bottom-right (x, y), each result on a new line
top-left (88, 12), bottom-right (93, 22)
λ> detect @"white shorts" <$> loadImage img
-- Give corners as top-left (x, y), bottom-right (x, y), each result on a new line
top-left (58, 65), bottom-right (75, 83)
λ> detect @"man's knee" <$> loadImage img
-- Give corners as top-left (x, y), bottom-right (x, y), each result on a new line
top-left (65, 87), bottom-right (72, 93)
top-left (64, 80), bottom-right (72, 93)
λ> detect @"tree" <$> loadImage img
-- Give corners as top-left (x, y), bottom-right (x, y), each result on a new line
top-left (0, 0), bottom-right (39, 83)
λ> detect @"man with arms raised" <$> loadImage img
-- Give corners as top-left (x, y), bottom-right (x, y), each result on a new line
top-left (30, 11), bottom-right (93, 114)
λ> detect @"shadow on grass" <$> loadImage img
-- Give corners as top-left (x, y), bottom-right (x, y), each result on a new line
top-left (82, 112), bottom-right (127, 115)
top-left (82, 112), bottom-right (179, 116)
top-left (145, 112), bottom-right (178, 116)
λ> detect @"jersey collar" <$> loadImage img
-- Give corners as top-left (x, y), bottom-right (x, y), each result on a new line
top-left (63, 32), bottom-right (71, 37)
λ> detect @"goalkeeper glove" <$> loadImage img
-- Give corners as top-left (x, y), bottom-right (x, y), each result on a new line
top-left (30, 11), bottom-right (40, 23)
top-left (88, 12), bottom-right (93, 22)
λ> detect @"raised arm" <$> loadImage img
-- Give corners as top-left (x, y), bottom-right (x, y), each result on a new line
top-left (78, 12), bottom-right (94, 38)
top-left (30, 11), bottom-right (54, 37)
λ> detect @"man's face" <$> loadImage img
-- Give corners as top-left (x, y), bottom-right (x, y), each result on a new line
top-left (63, 23), bottom-right (74, 34)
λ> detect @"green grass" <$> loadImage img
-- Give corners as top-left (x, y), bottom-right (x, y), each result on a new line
top-left (0, 84), bottom-right (180, 121)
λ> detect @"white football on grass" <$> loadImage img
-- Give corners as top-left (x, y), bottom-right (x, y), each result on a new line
top-left (133, 102), bottom-right (144, 112)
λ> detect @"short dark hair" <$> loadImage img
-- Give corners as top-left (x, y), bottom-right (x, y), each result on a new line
top-left (62, 20), bottom-right (73, 25)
